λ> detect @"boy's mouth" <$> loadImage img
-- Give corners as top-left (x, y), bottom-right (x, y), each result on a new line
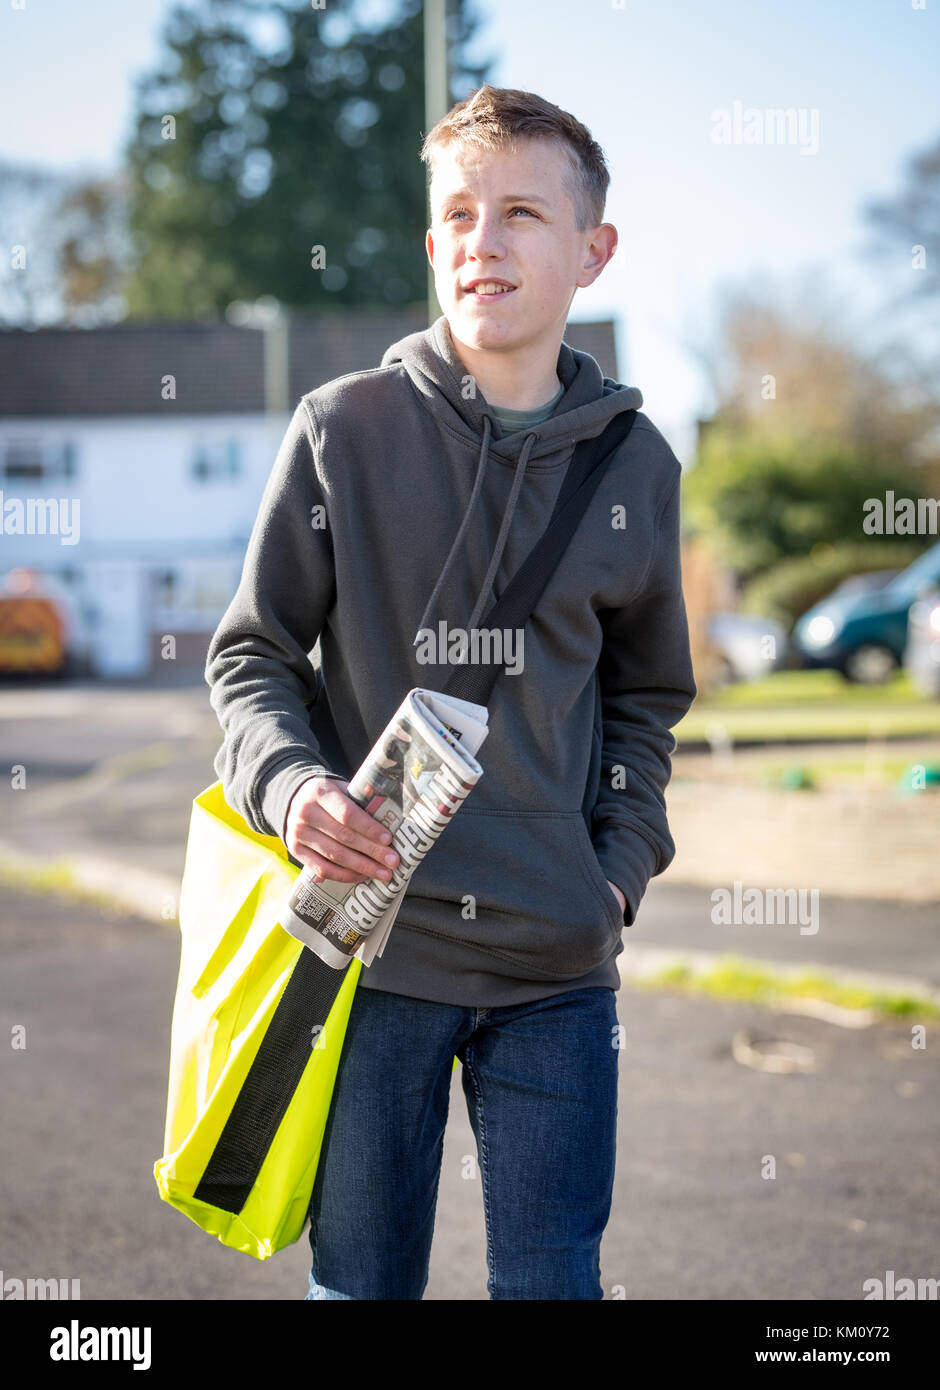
top-left (461, 279), bottom-right (517, 301)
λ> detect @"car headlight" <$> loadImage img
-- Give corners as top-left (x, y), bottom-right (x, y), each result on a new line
top-left (802, 614), bottom-right (840, 648)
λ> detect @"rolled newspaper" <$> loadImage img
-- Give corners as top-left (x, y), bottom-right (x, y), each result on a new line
top-left (278, 688), bottom-right (488, 969)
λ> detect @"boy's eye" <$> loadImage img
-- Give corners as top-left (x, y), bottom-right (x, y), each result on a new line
top-left (444, 206), bottom-right (537, 221)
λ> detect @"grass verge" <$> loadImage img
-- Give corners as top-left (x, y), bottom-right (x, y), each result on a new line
top-left (634, 953), bottom-right (940, 1019)
top-left (677, 670), bottom-right (940, 744)
top-left (0, 852), bottom-right (133, 917)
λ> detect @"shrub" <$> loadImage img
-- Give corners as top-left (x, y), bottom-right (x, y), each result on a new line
top-left (741, 542), bottom-right (925, 628)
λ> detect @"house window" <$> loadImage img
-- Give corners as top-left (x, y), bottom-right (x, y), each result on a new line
top-left (3, 439), bottom-right (78, 482)
top-left (191, 440), bottom-right (241, 483)
top-left (151, 562), bottom-right (237, 630)
top-left (4, 441), bottom-right (43, 479)
top-left (154, 570), bottom-right (177, 608)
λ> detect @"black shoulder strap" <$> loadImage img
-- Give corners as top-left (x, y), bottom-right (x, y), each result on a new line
top-left (441, 407), bottom-right (638, 707)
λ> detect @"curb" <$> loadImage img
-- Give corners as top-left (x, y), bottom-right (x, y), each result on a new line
top-left (675, 730), bottom-right (940, 752)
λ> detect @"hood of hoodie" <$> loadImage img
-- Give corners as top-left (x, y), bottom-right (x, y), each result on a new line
top-left (381, 314), bottom-right (644, 638)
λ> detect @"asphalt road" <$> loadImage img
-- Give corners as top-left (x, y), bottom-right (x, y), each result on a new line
top-left (1, 887), bottom-right (937, 1302)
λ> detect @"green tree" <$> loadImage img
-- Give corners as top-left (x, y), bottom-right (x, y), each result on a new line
top-left (686, 435), bottom-right (924, 580)
top-left (122, 0), bottom-right (490, 318)
top-left (686, 282), bottom-right (939, 598)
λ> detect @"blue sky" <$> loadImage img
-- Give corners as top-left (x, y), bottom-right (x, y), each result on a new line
top-left (2, 0), bottom-right (938, 459)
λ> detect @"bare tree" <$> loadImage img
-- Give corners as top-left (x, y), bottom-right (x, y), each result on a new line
top-left (865, 132), bottom-right (940, 304)
top-left (0, 161), bottom-right (131, 327)
top-left (686, 272), bottom-right (940, 468)
top-left (863, 132), bottom-right (940, 369)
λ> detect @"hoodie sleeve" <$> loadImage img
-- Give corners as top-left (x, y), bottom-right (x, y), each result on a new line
top-left (204, 399), bottom-right (347, 844)
top-left (591, 470), bottom-right (698, 924)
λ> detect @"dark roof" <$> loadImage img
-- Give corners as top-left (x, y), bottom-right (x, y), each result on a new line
top-left (0, 310), bottom-right (619, 417)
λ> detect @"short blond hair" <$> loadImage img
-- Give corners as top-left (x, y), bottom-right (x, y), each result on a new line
top-left (420, 84), bottom-right (610, 233)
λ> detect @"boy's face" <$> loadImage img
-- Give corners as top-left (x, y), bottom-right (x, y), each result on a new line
top-left (426, 137), bottom-right (616, 359)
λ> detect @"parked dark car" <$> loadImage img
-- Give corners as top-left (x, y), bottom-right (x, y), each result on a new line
top-left (825, 570), bottom-right (901, 599)
top-left (904, 583), bottom-right (940, 697)
top-left (792, 541), bottom-right (940, 683)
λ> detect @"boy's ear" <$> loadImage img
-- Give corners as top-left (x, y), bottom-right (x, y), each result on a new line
top-left (576, 223), bottom-right (618, 289)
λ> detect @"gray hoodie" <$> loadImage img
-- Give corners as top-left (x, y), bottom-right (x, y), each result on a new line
top-left (205, 314), bottom-right (697, 1007)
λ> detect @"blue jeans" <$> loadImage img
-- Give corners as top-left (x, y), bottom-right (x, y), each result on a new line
top-left (304, 983), bottom-right (620, 1300)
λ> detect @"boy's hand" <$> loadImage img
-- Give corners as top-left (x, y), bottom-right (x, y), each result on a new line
top-left (285, 776), bottom-right (401, 884)
top-left (607, 880), bottom-right (626, 915)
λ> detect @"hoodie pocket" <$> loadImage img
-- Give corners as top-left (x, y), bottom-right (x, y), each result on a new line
top-left (573, 814), bottom-right (626, 934)
top-left (400, 807), bottom-right (625, 979)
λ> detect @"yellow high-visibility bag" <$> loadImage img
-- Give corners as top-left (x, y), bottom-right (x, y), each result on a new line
top-left (153, 780), bottom-right (362, 1261)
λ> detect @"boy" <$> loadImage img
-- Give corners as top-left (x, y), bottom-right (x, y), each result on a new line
top-left (205, 85), bottom-right (697, 1300)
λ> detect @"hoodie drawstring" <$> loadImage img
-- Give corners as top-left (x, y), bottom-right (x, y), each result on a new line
top-left (413, 420), bottom-right (538, 645)
top-left (465, 430), bottom-right (537, 631)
